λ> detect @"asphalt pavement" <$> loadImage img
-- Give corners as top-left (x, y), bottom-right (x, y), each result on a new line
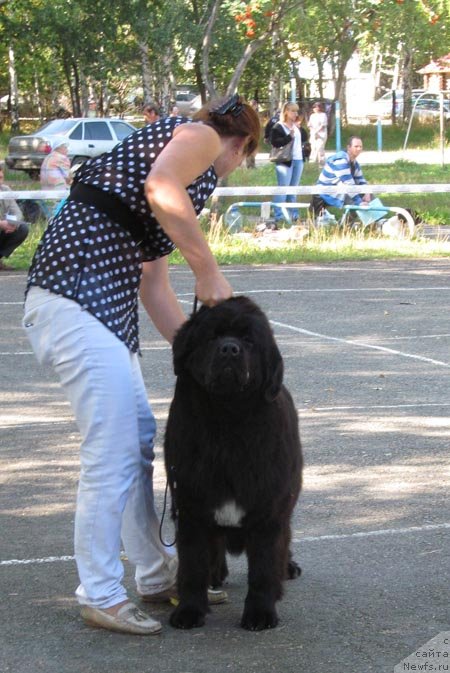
top-left (1, 261), bottom-right (449, 673)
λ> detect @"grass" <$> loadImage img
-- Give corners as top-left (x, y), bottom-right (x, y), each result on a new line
top-left (12, 210), bottom-right (450, 272)
top-left (3, 137), bottom-right (450, 270)
top-left (227, 161), bottom-right (450, 225)
top-left (338, 122), bottom-right (449, 152)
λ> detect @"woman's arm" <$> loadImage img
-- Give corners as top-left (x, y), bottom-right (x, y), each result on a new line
top-left (144, 123), bottom-right (232, 306)
top-left (139, 257), bottom-right (186, 343)
top-left (0, 186), bottom-right (23, 220)
top-left (270, 124), bottom-right (293, 148)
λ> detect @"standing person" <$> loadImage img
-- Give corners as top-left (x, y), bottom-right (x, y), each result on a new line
top-left (23, 94), bottom-right (260, 636)
top-left (246, 98), bottom-right (259, 168)
top-left (40, 137), bottom-right (72, 190)
top-left (142, 103), bottom-right (160, 125)
top-left (307, 101), bottom-right (328, 167)
top-left (0, 164), bottom-right (29, 270)
top-left (269, 102), bottom-right (307, 225)
top-left (264, 109), bottom-right (280, 144)
top-left (310, 136), bottom-right (372, 218)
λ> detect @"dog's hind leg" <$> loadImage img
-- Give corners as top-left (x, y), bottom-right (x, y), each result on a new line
top-left (208, 533), bottom-right (228, 588)
top-left (286, 549), bottom-right (302, 579)
top-left (283, 524), bottom-right (301, 579)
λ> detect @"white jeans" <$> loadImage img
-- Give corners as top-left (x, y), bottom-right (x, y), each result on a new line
top-left (23, 287), bottom-right (177, 608)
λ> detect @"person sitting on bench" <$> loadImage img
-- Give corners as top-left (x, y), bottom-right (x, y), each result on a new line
top-left (0, 163), bottom-right (29, 271)
top-left (311, 136), bottom-right (372, 219)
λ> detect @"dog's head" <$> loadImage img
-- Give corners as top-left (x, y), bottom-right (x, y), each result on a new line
top-left (173, 296), bottom-right (283, 402)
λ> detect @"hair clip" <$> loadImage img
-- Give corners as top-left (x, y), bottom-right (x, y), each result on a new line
top-left (210, 94), bottom-right (243, 118)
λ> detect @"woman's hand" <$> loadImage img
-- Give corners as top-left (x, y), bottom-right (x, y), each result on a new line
top-left (0, 220), bottom-right (16, 234)
top-left (195, 269), bottom-right (233, 307)
top-left (145, 123), bottom-right (235, 308)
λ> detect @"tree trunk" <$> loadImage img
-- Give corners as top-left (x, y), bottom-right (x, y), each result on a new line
top-left (33, 71), bottom-right (43, 123)
top-left (401, 46), bottom-right (413, 124)
top-left (72, 61), bottom-right (82, 117)
top-left (316, 57), bottom-right (325, 99)
top-left (268, 32), bottom-right (279, 114)
top-left (161, 48), bottom-right (175, 113)
top-left (193, 50), bottom-right (207, 103)
top-left (139, 38), bottom-right (153, 102)
top-left (226, 36), bottom-right (268, 95)
top-left (202, 0), bottom-right (222, 98)
top-left (8, 46), bottom-right (20, 132)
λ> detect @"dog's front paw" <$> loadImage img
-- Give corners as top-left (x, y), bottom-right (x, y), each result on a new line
top-left (286, 559), bottom-right (302, 579)
top-left (241, 605), bottom-right (279, 631)
top-left (169, 604), bottom-right (206, 629)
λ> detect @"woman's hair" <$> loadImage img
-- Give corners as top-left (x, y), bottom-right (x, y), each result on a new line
top-left (281, 102), bottom-right (299, 123)
top-left (313, 101), bottom-right (323, 112)
top-left (193, 95), bottom-right (261, 156)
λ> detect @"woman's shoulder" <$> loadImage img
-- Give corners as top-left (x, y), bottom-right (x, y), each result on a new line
top-left (272, 121), bottom-right (288, 134)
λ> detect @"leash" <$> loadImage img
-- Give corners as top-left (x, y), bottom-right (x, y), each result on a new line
top-left (158, 294), bottom-right (198, 548)
top-left (192, 294), bottom-right (199, 315)
top-left (159, 467), bottom-right (178, 548)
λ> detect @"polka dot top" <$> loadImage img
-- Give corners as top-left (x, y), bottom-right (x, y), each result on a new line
top-left (26, 116), bottom-right (218, 353)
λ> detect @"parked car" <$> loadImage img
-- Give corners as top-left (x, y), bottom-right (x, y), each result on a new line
top-left (413, 98), bottom-right (450, 123)
top-left (173, 90), bottom-right (202, 116)
top-left (366, 91), bottom-right (403, 122)
top-left (6, 117), bottom-right (136, 178)
top-left (366, 90), bottom-right (449, 123)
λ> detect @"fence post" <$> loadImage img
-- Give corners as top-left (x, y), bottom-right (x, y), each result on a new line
top-left (377, 119), bottom-right (383, 152)
top-left (335, 101), bottom-right (341, 151)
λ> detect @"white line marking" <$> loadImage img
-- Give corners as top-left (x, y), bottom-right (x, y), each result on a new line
top-left (2, 523), bottom-right (449, 567)
top-left (240, 287), bottom-right (450, 294)
top-left (1, 555), bottom-right (76, 566)
top-left (293, 522), bottom-right (450, 544)
top-left (305, 402), bottom-right (450, 412)
top-left (271, 320), bottom-right (450, 368)
top-left (2, 286), bottom-right (450, 307)
top-left (0, 346), bottom-right (171, 356)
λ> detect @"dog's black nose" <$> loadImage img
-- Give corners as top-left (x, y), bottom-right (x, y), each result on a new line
top-left (219, 339), bottom-right (241, 358)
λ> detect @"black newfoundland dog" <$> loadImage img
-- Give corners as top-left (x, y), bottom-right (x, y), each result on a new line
top-left (164, 296), bottom-right (303, 630)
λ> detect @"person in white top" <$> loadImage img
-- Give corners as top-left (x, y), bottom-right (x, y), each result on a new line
top-left (307, 101), bottom-right (328, 166)
top-left (269, 102), bottom-right (308, 223)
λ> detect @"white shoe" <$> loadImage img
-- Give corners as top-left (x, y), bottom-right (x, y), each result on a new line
top-left (80, 602), bottom-right (162, 635)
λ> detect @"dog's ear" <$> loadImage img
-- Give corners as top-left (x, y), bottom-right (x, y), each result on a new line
top-left (172, 318), bottom-right (196, 376)
top-left (263, 339), bottom-right (284, 402)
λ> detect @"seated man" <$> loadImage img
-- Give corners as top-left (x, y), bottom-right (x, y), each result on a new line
top-left (311, 136), bottom-right (372, 218)
top-left (0, 164), bottom-right (29, 270)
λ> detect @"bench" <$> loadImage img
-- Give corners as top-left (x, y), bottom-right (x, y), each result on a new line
top-left (224, 200), bottom-right (416, 238)
top-left (341, 203), bottom-right (416, 237)
top-left (224, 201), bottom-right (311, 230)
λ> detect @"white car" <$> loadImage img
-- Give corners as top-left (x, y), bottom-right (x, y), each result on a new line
top-left (174, 91), bottom-right (202, 116)
top-left (366, 90), bottom-right (449, 123)
top-left (6, 117), bottom-right (136, 178)
top-left (413, 98), bottom-right (450, 122)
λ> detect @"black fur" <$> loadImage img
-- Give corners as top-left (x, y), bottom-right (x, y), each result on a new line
top-left (164, 296), bottom-right (303, 631)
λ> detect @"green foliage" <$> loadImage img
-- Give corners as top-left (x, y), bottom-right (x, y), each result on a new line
top-left (1, 0), bottom-right (450, 122)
